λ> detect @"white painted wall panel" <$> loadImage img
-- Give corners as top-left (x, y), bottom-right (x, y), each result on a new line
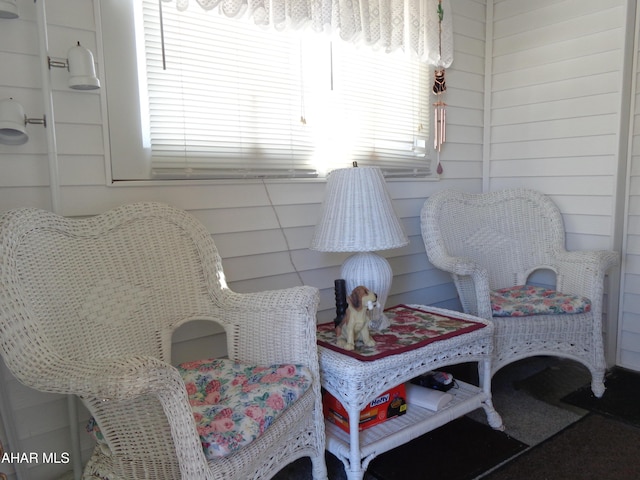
top-left (554, 194), bottom-right (615, 217)
top-left (491, 157), bottom-right (616, 178)
top-left (0, 188), bottom-right (53, 211)
top-left (564, 233), bottom-right (616, 252)
top-left (58, 156), bottom-right (106, 186)
top-left (191, 206), bottom-right (279, 234)
top-left (492, 94), bottom-right (620, 126)
top-left (618, 0), bottom-right (640, 371)
top-left (0, 155), bottom-right (50, 187)
top-left (493, 0), bottom-right (621, 35)
top-left (493, 72), bottom-right (621, 110)
top-left (620, 349), bottom-right (640, 368)
top-left (492, 115), bottom-right (618, 143)
top-left (627, 236), bottom-right (640, 255)
top-left (489, 175), bottom-right (615, 196)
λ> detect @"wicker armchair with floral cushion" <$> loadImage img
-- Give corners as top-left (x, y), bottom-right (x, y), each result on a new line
top-left (0, 202), bottom-right (327, 480)
top-left (421, 189), bottom-right (619, 398)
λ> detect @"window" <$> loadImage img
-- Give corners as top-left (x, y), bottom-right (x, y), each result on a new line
top-left (102, 0), bottom-right (433, 180)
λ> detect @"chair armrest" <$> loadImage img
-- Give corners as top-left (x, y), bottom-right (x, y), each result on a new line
top-left (53, 355), bottom-right (209, 478)
top-left (223, 284), bottom-right (318, 312)
top-left (30, 354), bottom-right (184, 401)
top-left (553, 249), bottom-right (619, 299)
top-left (427, 254), bottom-right (493, 319)
top-left (219, 285), bottom-right (320, 368)
top-left (446, 257), bottom-right (488, 278)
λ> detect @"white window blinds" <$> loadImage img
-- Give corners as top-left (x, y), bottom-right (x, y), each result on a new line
top-left (142, 0), bottom-right (432, 179)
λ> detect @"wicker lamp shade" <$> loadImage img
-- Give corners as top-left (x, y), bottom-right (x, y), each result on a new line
top-left (311, 165), bottom-right (408, 328)
top-left (311, 166), bottom-right (408, 252)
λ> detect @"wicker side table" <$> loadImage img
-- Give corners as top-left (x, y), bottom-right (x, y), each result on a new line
top-left (318, 305), bottom-right (503, 480)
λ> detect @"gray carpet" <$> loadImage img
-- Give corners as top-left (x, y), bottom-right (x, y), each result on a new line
top-left (469, 357), bottom-right (589, 448)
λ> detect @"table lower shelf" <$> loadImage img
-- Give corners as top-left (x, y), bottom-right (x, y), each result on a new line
top-left (325, 380), bottom-right (492, 468)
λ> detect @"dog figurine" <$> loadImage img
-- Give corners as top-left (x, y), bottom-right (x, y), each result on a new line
top-left (335, 286), bottom-right (377, 351)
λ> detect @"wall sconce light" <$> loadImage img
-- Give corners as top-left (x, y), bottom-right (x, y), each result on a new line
top-left (48, 41), bottom-right (101, 90)
top-left (0, 98), bottom-right (46, 145)
top-left (0, 0), bottom-right (18, 18)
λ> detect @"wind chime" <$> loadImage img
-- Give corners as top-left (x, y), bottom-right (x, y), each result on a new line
top-left (433, 0), bottom-right (446, 174)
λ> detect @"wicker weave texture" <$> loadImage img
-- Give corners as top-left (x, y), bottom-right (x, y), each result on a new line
top-left (310, 166), bottom-right (408, 252)
top-left (420, 189), bottom-right (619, 398)
top-left (319, 304), bottom-right (502, 480)
top-left (0, 202), bottom-right (327, 480)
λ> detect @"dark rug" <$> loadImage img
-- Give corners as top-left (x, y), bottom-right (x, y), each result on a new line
top-left (272, 451), bottom-right (357, 480)
top-left (366, 416), bottom-right (528, 480)
top-left (514, 359), bottom-right (590, 415)
top-left (273, 416), bottom-right (527, 480)
top-left (561, 366), bottom-right (640, 427)
top-left (483, 413), bottom-right (640, 480)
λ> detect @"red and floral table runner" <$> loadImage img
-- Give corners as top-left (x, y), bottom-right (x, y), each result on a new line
top-left (317, 304), bottom-right (486, 361)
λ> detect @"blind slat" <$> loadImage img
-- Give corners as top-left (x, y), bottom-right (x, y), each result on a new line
top-left (142, 0), bottom-right (432, 178)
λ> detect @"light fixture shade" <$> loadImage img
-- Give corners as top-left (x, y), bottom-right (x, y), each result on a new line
top-left (0, 98), bottom-right (28, 145)
top-left (67, 42), bottom-right (100, 90)
top-left (0, 0), bottom-right (18, 19)
top-left (311, 166), bottom-right (409, 252)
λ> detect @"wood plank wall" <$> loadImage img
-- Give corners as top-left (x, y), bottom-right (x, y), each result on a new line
top-left (2, 0), bottom-right (637, 477)
top-left (489, 0), bottom-right (623, 252)
top-left (620, 0), bottom-right (640, 370)
top-left (0, 1), bottom-right (487, 478)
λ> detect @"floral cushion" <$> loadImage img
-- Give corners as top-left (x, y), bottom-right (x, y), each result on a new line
top-left (178, 358), bottom-right (311, 458)
top-left (490, 285), bottom-right (591, 317)
top-left (87, 358), bottom-right (312, 459)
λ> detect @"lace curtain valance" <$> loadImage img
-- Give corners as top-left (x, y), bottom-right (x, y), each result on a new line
top-left (162, 0), bottom-right (453, 67)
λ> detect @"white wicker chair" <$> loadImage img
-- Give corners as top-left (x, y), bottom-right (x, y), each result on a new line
top-left (0, 202), bottom-right (327, 480)
top-left (421, 189), bottom-right (619, 398)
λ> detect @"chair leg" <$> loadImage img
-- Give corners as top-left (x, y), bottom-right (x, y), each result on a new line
top-left (591, 368), bottom-right (606, 398)
top-left (311, 454), bottom-right (329, 480)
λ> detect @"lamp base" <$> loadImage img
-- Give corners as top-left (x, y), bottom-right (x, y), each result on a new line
top-left (341, 252), bottom-right (393, 331)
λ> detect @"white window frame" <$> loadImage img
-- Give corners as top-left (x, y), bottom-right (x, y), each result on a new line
top-left (99, 0), bottom-right (436, 182)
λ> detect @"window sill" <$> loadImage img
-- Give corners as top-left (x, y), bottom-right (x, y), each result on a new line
top-left (108, 175), bottom-right (440, 187)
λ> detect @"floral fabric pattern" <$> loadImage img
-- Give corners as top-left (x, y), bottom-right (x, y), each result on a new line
top-left (178, 358), bottom-right (311, 458)
top-left (317, 304), bottom-right (486, 361)
top-left (87, 358), bottom-right (311, 459)
top-left (86, 417), bottom-right (104, 442)
top-left (490, 285), bottom-right (591, 317)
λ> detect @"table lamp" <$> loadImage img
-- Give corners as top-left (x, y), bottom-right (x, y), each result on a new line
top-left (311, 164), bottom-right (409, 327)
